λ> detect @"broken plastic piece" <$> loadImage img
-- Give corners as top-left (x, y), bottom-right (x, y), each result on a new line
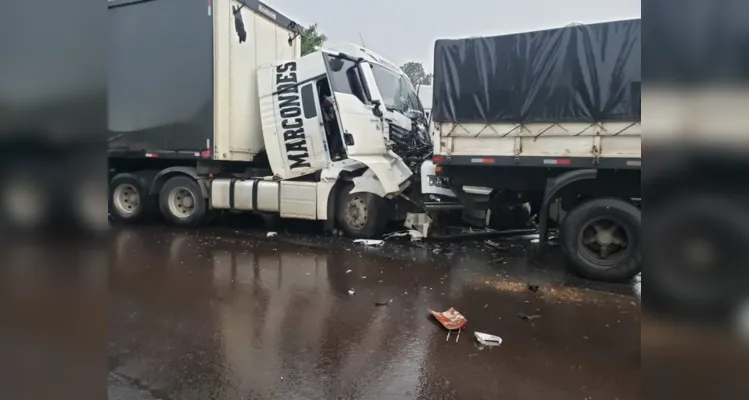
top-left (404, 213), bottom-right (432, 238)
top-left (375, 299), bottom-right (392, 307)
top-left (353, 239), bottom-right (384, 247)
top-left (348, 290), bottom-right (355, 296)
top-left (527, 284), bottom-right (539, 293)
top-left (474, 332), bottom-right (503, 347)
top-left (383, 230), bottom-right (425, 242)
top-left (429, 307), bottom-right (468, 331)
top-left (267, 232), bottom-right (277, 237)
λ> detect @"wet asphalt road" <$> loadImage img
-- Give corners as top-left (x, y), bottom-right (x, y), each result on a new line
top-left (109, 224), bottom-right (640, 400)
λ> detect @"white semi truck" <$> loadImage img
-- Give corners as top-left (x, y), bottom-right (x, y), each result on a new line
top-left (108, 0), bottom-right (434, 238)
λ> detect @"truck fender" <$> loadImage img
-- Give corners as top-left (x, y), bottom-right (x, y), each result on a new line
top-left (350, 169), bottom-right (387, 198)
top-left (149, 167), bottom-right (209, 198)
top-left (322, 168), bottom-right (373, 232)
top-left (538, 169), bottom-right (598, 243)
top-left (324, 179), bottom-right (347, 232)
top-left (109, 170), bottom-right (158, 193)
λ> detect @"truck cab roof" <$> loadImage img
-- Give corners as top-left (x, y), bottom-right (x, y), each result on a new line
top-left (323, 43), bottom-right (402, 74)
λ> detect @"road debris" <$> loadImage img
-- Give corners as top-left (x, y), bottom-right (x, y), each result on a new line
top-left (383, 230), bottom-right (424, 242)
top-left (429, 307), bottom-right (468, 342)
top-left (375, 299), bottom-right (392, 307)
top-left (518, 313), bottom-right (541, 322)
top-left (527, 284), bottom-right (539, 293)
top-left (348, 290), bottom-right (356, 296)
top-left (404, 213), bottom-right (432, 238)
top-left (353, 239), bottom-right (385, 247)
top-left (474, 332), bottom-right (503, 347)
top-left (345, 269), bottom-right (352, 274)
top-left (266, 232), bottom-right (278, 237)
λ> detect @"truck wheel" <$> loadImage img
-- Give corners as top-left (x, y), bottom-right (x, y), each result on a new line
top-left (158, 176), bottom-right (206, 227)
top-left (560, 198), bottom-right (640, 282)
top-left (336, 185), bottom-right (387, 238)
top-left (109, 175), bottom-right (153, 222)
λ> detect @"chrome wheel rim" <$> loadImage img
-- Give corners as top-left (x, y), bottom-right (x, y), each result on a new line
top-left (344, 195), bottom-right (368, 229)
top-left (167, 187), bottom-right (196, 219)
top-left (113, 184), bottom-right (140, 216)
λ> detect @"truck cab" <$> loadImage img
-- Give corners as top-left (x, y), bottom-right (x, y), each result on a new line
top-left (257, 44), bottom-right (425, 197)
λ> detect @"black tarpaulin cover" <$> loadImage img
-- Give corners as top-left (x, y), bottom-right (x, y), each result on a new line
top-left (432, 19), bottom-right (641, 123)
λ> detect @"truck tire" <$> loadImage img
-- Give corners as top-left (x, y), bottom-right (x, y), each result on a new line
top-left (158, 176), bottom-right (207, 227)
top-left (336, 185), bottom-right (387, 238)
top-left (109, 174), bottom-right (153, 222)
top-left (560, 198), bottom-right (640, 282)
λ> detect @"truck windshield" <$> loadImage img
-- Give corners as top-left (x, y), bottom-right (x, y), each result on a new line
top-left (370, 65), bottom-right (423, 115)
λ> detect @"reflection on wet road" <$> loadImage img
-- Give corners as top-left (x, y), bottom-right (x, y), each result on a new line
top-left (109, 226), bottom-right (640, 400)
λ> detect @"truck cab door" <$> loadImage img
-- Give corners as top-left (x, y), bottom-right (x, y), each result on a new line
top-left (257, 54), bottom-right (329, 179)
top-left (323, 54), bottom-right (412, 196)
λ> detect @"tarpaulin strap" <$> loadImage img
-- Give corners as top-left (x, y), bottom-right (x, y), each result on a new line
top-left (501, 124), bottom-right (523, 138)
top-left (446, 123), bottom-right (469, 137)
top-left (612, 122), bottom-right (639, 136)
top-left (475, 124), bottom-right (500, 138)
top-left (533, 123), bottom-right (565, 141)
top-left (574, 123), bottom-right (602, 136)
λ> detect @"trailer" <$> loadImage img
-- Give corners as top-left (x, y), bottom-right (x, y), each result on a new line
top-left (427, 19), bottom-right (642, 281)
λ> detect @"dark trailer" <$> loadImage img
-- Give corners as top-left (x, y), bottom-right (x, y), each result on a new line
top-left (432, 19), bottom-right (641, 125)
top-left (107, 0), bottom-right (301, 162)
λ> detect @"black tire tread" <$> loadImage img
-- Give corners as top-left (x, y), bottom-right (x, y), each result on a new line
top-left (158, 175), bottom-right (206, 227)
top-left (109, 174), bottom-right (153, 222)
top-left (560, 198), bottom-right (641, 282)
top-left (335, 185), bottom-right (386, 238)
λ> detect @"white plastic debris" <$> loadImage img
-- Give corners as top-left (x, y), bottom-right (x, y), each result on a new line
top-left (267, 232), bottom-right (278, 237)
top-left (353, 239), bottom-right (384, 247)
top-left (383, 230), bottom-right (424, 242)
top-left (345, 269), bottom-right (352, 274)
top-left (408, 229), bottom-right (424, 241)
top-left (348, 289), bottom-right (356, 296)
top-left (474, 332), bottom-right (503, 347)
top-left (404, 213), bottom-right (432, 238)
top-left (383, 231), bottom-right (409, 240)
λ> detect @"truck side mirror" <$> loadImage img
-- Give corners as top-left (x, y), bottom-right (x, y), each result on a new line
top-left (329, 57), bottom-right (344, 72)
top-left (372, 100), bottom-right (383, 118)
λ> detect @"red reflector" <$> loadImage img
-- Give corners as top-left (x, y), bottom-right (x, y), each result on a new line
top-left (200, 149), bottom-right (211, 158)
top-left (433, 156), bottom-right (445, 163)
top-left (482, 158), bottom-right (495, 164)
top-left (557, 159), bottom-right (571, 165)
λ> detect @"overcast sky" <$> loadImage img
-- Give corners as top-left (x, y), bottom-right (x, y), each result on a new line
top-left (269, 0), bottom-right (641, 71)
